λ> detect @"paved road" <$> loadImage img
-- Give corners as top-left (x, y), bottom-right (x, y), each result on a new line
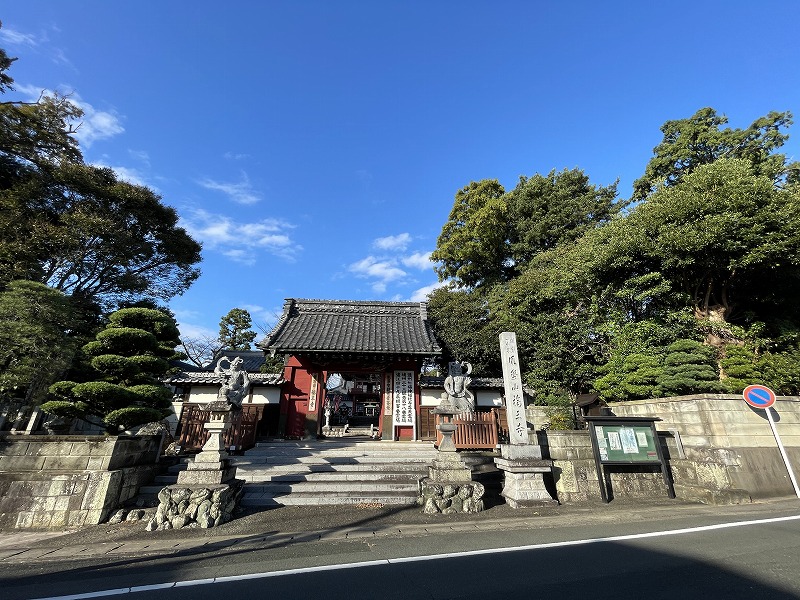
top-left (4, 506), bottom-right (800, 600)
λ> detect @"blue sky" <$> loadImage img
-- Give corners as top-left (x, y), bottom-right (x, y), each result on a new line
top-left (2, 2), bottom-right (799, 341)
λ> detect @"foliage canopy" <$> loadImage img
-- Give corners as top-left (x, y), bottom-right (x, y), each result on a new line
top-left (427, 108), bottom-right (800, 411)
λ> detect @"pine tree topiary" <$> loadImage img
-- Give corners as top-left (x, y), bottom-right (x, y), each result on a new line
top-left (42, 307), bottom-right (179, 431)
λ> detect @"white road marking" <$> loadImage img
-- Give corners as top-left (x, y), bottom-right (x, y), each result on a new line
top-left (29, 513), bottom-right (800, 600)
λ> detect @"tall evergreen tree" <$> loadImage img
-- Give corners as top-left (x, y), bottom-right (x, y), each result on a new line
top-left (218, 308), bottom-right (257, 351)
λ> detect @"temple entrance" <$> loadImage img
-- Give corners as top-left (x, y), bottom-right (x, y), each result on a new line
top-left (286, 397), bottom-right (308, 438)
top-left (323, 372), bottom-right (382, 436)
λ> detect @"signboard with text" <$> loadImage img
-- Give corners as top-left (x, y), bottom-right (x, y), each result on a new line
top-left (585, 416), bottom-right (674, 502)
top-left (591, 422), bottom-right (660, 463)
top-left (392, 370), bottom-right (414, 426)
top-left (499, 332), bottom-right (529, 445)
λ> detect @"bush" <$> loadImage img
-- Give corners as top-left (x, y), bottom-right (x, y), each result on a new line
top-left (40, 400), bottom-right (83, 419)
top-left (128, 384), bottom-right (173, 407)
top-left (127, 355), bottom-right (169, 376)
top-left (104, 406), bottom-right (167, 431)
top-left (108, 308), bottom-right (180, 341)
top-left (90, 354), bottom-right (141, 381)
top-left (89, 328), bottom-right (158, 356)
top-left (72, 381), bottom-right (137, 411)
top-left (48, 380), bottom-right (78, 400)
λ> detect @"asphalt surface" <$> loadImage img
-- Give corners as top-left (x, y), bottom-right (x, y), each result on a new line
top-left (3, 495), bottom-right (800, 564)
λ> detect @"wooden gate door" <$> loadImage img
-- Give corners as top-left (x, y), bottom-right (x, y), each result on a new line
top-left (286, 397), bottom-right (308, 438)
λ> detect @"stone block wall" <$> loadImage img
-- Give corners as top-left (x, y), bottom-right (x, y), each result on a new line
top-left (539, 431), bottom-right (672, 503)
top-left (0, 435), bottom-right (161, 529)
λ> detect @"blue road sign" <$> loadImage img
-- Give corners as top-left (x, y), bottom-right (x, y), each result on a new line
top-left (743, 384), bottom-right (776, 409)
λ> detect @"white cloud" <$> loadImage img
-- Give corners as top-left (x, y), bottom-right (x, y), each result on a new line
top-left (402, 251), bottom-right (433, 270)
top-left (198, 172), bottom-right (261, 205)
top-left (0, 27), bottom-right (39, 47)
top-left (128, 149), bottom-right (150, 165)
top-left (72, 100), bottom-right (124, 147)
top-left (224, 151), bottom-right (251, 161)
top-left (409, 281), bottom-right (446, 302)
top-left (348, 244), bottom-right (435, 295)
top-left (180, 208), bottom-right (300, 264)
top-left (240, 303), bottom-right (282, 331)
top-left (349, 256), bottom-right (407, 283)
top-left (172, 308), bottom-right (217, 340)
top-left (373, 233), bottom-right (411, 251)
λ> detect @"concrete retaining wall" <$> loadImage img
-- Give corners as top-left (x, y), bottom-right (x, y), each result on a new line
top-left (539, 394), bottom-right (800, 504)
top-left (539, 430), bottom-right (676, 503)
top-left (611, 394), bottom-right (800, 500)
top-left (0, 435), bottom-right (161, 529)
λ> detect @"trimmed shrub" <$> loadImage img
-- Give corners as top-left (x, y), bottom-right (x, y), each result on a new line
top-left (104, 406), bottom-right (167, 430)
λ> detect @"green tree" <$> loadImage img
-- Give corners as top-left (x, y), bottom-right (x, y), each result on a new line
top-left (0, 281), bottom-right (80, 403)
top-left (219, 308), bottom-right (257, 351)
top-left (431, 170), bottom-right (622, 290)
top-left (1, 162), bottom-right (201, 308)
top-left (658, 339), bottom-right (721, 396)
top-left (620, 159), bottom-right (800, 327)
top-left (43, 307), bottom-right (179, 431)
top-left (426, 287), bottom-right (501, 376)
top-left (633, 107), bottom-right (799, 200)
top-left (430, 179), bottom-right (510, 289)
top-left (506, 168), bottom-right (621, 267)
top-left (0, 34), bottom-right (201, 310)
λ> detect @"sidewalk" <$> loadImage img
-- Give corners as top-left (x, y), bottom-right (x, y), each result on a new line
top-left (2, 497), bottom-right (799, 564)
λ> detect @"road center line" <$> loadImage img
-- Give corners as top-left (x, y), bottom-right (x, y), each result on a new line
top-left (30, 513), bottom-right (800, 600)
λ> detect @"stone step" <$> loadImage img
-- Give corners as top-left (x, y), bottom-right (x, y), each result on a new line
top-left (230, 456), bottom-right (435, 468)
top-left (240, 490), bottom-right (419, 507)
top-left (153, 475), bottom-right (178, 485)
top-left (244, 480), bottom-right (417, 494)
top-left (238, 448), bottom-right (437, 456)
top-left (235, 467), bottom-right (427, 482)
top-left (138, 485), bottom-right (167, 496)
top-left (236, 465), bottom-right (426, 478)
top-left (251, 442), bottom-right (434, 451)
top-left (242, 471), bottom-right (423, 483)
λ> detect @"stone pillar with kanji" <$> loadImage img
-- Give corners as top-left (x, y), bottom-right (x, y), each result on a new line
top-left (494, 332), bottom-right (558, 508)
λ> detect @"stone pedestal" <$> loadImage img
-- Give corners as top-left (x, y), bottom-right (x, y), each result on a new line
top-left (428, 450), bottom-right (473, 483)
top-left (149, 405), bottom-right (242, 530)
top-left (495, 444), bottom-right (558, 508)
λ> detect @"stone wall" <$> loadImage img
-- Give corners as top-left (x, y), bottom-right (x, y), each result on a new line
top-left (0, 434), bottom-right (162, 529)
top-left (538, 395), bottom-right (800, 504)
top-left (539, 430), bottom-right (676, 503)
top-left (610, 395), bottom-right (800, 500)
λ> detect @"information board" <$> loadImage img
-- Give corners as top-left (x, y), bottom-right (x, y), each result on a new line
top-left (592, 423), bottom-right (660, 463)
top-left (585, 416), bottom-right (675, 502)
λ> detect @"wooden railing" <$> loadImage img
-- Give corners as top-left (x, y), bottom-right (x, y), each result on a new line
top-left (419, 407), bottom-right (508, 450)
top-left (176, 404), bottom-right (264, 452)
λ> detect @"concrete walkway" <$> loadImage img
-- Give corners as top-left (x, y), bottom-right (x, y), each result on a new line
top-left (2, 497), bottom-right (800, 564)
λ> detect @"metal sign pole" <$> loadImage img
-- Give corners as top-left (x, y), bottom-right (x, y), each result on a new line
top-left (765, 407), bottom-right (800, 499)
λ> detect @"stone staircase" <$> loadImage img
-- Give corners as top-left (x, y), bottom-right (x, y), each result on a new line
top-left (131, 440), bottom-right (502, 508)
top-left (231, 440), bottom-right (439, 507)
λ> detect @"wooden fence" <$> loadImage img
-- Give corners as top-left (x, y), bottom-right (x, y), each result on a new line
top-left (176, 404), bottom-right (264, 452)
top-left (420, 407), bottom-right (508, 450)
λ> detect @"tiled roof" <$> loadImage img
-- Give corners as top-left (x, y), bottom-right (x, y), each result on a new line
top-left (164, 350), bottom-right (284, 385)
top-left (208, 350), bottom-right (270, 373)
top-left (259, 299), bottom-right (442, 356)
top-left (164, 372), bottom-right (284, 385)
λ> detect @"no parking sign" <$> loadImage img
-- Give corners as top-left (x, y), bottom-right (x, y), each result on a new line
top-left (743, 384), bottom-right (776, 410)
top-left (742, 384), bottom-right (800, 498)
